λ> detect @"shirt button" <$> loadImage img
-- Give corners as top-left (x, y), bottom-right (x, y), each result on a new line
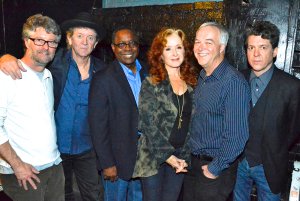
top-left (256, 88), bottom-right (259, 91)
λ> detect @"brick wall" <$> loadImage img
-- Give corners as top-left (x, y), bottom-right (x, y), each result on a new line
top-left (92, 2), bottom-right (224, 63)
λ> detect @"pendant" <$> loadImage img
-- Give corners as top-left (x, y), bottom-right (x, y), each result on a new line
top-left (178, 117), bottom-right (183, 129)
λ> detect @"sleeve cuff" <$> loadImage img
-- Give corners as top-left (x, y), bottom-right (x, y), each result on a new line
top-left (207, 161), bottom-right (222, 176)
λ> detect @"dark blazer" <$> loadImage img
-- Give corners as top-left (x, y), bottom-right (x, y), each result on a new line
top-left (242, 66), bottom-right (300, 193)
top-left (49, 48), bottom-right (107, 110)
top-left (89, 59), bottom-right (148, 180)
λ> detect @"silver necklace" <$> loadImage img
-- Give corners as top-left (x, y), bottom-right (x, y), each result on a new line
top-left (176, 92), bottom-right (184, 129)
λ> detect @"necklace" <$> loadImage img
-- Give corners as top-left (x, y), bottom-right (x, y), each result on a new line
top-left (176, 92), bottom-right (184, 129)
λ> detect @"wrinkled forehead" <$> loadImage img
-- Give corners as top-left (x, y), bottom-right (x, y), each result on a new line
top-left (72, 27), bottom-right (97, 35)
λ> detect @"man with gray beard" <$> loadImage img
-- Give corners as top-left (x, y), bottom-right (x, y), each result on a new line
top-left (0, 14), bottom-right (64, 201)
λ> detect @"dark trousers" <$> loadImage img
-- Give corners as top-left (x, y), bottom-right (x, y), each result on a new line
top-left (0, 163), bottom-right (65, 201)
top-left (183, 155), bottom-right (238, 201)
top-left (141, 163), bottom-right (185, 201)
top-left (61, 150), bottom-right (103, 201)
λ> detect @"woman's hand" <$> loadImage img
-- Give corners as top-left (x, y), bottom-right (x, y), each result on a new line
top-left (166, 155), bottom-right (188, 173)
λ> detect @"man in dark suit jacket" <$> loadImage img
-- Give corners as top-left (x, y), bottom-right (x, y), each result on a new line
top-left (233, 21), bottom-right (300, 201)
top-left (89, 28), bottom-right (147, 201)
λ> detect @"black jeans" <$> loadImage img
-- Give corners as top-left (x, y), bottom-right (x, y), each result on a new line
top-left (1, 163), bottom-right (64, 201)
top-left (61, 150), bottom-right (103, 201)
top-left (183, 154), bottom-right (238, 201)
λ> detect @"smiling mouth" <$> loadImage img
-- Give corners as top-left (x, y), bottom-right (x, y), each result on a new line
top-left (198, 52), bottom-right (209, 57)
top-left (123, 54), bottom-right (133, 58)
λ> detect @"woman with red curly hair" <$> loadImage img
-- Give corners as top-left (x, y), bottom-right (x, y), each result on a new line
top-left (133, 28), bottom-right (198, 201)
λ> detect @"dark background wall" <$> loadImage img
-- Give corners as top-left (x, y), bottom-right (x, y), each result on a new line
top-left (97, 1), bottom-right (224, 63)
top-left (1, 0), bottom-right (298, 74)
top-left (0, 1), bottom-right (224, 64)
top-left (224, 0), bottom-right (299, 73)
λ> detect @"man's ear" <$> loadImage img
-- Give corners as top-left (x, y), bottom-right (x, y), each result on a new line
top-left (66, 35), bottom-right (72, 47)
top-left (24, 38), bottom-right (30, 49)
top-left (94, 41), bottom-right (99, 49)
top-left (220, 44), bottom-right (226, 54)
top-left (273, 47), bottom-right (278, 58)
top-left (111, 43), bottom-right (116, 52)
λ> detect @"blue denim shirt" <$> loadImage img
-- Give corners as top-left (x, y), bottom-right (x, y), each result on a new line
top-left (55, 51), bottom-right (93, 154)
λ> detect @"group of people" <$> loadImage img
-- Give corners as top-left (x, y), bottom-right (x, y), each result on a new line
top-left (0, 10), bottom-right (299, 201)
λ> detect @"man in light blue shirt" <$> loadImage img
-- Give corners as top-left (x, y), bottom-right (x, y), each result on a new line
top-left (89, 27), bottom-right (148, 201)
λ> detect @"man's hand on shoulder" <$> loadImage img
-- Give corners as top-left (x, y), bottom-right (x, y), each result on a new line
top-left (0, 54), bottom-right (26, 80)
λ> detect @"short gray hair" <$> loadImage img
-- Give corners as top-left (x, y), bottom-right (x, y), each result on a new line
top-left (198, 22), bottom-right (229, 46)
top-left (22, 14), bottom-right (61, 42)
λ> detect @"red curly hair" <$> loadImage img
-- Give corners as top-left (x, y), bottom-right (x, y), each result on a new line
top-left (148, 28), bottom-right (198, 87)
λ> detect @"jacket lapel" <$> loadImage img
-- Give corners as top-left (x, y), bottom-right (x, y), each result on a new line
top-left (157, 79), bottom-right (178, 119)
top-left (251, 67), bottom-right (280, 111)
top-left (248, 67), bottom-right (282, 146)
top-left (112, 60), bottom-right (138, 107)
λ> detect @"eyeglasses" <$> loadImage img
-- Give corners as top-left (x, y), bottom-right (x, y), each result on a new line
top-left (113, 41), bottom-right (138, 49)
top-left (28, 37), bottom-right (59, 48)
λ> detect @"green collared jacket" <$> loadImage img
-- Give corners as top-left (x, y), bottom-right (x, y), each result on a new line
top-left (133, 76), bottom-right (193, 178)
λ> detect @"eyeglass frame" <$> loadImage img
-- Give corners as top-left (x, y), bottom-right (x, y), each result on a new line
top-left (28, 37), bottom-right (59, 48)
top-left (112, 41), bottom-right (139, 49)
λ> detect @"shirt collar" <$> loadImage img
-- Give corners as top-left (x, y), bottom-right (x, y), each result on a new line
top-left (250, 65), bottom-right (274, 85)
top-left (19, 59), bottom-right (51, 79)
top-left (200, 59), bottom-right (228, 80)
top-left (119, 59), bottom-right (142, 75)
top-left (68, 49), bottom-right (94, 77)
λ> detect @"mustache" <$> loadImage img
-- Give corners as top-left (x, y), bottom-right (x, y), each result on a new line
top-left (37, 50), bottom-right (51, 55)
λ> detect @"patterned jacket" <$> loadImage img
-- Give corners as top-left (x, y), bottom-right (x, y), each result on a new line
top-left (133, 76), bottom-right (193, 178)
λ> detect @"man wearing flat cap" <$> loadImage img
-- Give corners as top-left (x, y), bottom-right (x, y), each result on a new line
top-left (0, 12), bottom-right (107, 201)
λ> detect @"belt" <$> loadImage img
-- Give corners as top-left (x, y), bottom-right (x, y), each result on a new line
top-left (192, 154), bottom-right (213, 162)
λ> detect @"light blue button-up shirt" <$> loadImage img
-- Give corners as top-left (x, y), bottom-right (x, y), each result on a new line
top-left (119, 60), bottom-right (142, 106)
